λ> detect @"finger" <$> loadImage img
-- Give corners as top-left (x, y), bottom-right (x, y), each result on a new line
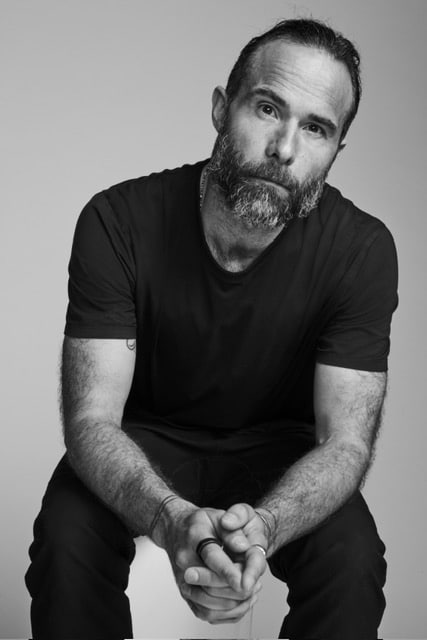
top-left (220, 529), bottom-right (251, 560)
top-left (202, 580), bottom-right (262, 600)
top-left (220, 503), bottom-right (254, 531)
top-left (241, 545), bottom-right (267, 592)
top-left (184, 566), bottom-right (230, 588)
top-left (220, 504), bottom-right (257, 556)
top-left (211, 617), bottom-right (249, 625)
top-left (189, 590), bottom-right (259, 624)
top-left (223, 515), bottom-right (269, 559)
top-left (181, 583), bottom-right (240, 611)
top-left (221, 528), bottom-right (251, 555)
top-left (199, 542), bottom-right (243, 591)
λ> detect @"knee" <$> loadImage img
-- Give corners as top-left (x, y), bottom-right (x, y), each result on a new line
top-left (324, 525), bottom-right (386, 587)
top-left (26, 492), bottom-right (95, 597)
top-left (322, 497), bottom-right (387, 586)
top-left (30, 483), bottom-right (134, 569)
top-left (29, 492), bottom-right (101, 571)
top-left (270, 494), bottom-right (387, 589)
top-left (27, 487), bottom-right (136, 601)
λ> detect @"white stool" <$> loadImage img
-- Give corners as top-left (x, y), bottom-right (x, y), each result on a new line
top-left (127, 537), bottom-right (286, 638)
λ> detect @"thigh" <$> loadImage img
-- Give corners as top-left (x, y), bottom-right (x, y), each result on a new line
top-left (269, 491), bottom-right (386, 582)
top-left (26, 455), bottom-right (137, 638)
top-left (29, 454), bottom-right (136, 565)
top-left (268, 492), bottom-right (387, 639)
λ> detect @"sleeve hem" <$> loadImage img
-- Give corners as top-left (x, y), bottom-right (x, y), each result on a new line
top-left (64, 323), bottom-right (137, 339)
top-left (315, 354), bottom-right (388, 372)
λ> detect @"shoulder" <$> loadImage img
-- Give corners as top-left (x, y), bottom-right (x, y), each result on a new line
top-left (317, 183), bottom-right (397, 264)
top-left (98, 159), bottom-right (206, 215)
top-left (320, 184), bottom-right (394, 239)
top-left (74, 160), bottom-right (206, 237)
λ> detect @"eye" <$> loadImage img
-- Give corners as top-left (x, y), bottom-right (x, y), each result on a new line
top-left (257, 103), bottom-right (278, 119)
top-left (305, 123), bottom-right (326, 137)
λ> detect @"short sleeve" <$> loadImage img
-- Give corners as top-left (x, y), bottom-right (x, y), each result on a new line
top-left (316, 225), bottom-right (398, 372)
top-left (64, 192), bottom-right (137, 338)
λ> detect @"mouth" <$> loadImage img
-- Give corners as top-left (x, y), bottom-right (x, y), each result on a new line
top-left (249, 176), bottom-right (289, 192)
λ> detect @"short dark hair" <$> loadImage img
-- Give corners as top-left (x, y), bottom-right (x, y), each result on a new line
top-left (225, 18), bottom-right (362, 140)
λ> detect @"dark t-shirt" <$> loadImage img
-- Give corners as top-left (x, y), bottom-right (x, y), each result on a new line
top-left (65, 160), bottom-right (398, 437)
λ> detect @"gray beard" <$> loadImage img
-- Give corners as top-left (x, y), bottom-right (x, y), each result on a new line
top-left (207, 131), bottom-right (330, 230)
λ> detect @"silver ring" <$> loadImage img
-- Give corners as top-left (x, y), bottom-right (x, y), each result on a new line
top-left (251, 543), bottom-right (267, 556)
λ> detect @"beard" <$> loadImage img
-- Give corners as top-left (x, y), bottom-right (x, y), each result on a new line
top-left (206, 128), bottom-right (332, 230)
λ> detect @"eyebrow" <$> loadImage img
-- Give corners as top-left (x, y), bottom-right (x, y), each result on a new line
top-left (246, 86), bottom-right (339, 135)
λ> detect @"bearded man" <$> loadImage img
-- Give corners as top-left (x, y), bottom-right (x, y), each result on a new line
top-left (25, 17), bottom-right (398, 640)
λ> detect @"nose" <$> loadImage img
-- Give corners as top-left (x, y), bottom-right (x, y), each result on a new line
top-left (266, 122), bottom-right (298, 165)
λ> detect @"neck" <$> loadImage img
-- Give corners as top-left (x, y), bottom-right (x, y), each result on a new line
top-left (200, 176), bottom-right (284, 272)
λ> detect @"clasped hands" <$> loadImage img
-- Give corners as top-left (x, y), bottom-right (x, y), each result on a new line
top-left (163, 502), bottom-right (270, 625)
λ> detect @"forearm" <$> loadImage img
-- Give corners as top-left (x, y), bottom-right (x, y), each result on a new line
top-left (64, 418), bottom-right (193, 544)
top-left (256, 438), bottom-right (370, 556)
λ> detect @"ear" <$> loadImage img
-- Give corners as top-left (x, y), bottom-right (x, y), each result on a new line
top-left (211, 86), bottom-right (228, 133)
top-left (337, 137), bottom-right (347, 154)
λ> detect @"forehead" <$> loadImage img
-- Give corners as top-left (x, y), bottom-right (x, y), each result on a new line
top-left (241, 39), bottom-right (354, 128)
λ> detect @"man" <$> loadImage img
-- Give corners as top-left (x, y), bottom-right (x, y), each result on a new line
top-left (25, 18), bottom-right (398, 640)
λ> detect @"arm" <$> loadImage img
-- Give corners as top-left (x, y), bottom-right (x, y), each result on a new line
top-left (61, 336), bottom-right (259, 621)
top-left (219, 229), bottom-right (396, 570)
top-left (61, 336), bottom-right (190, 542)
top-left (255, 363), bottom-right (386, 554)
top-left (219, 363), bottom-right (386, 559)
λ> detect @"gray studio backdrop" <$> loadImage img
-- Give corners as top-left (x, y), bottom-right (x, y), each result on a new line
top-left (1, 0), bottom-right (426, 637)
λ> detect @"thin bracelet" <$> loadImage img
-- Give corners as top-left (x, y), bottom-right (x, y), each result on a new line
top-left (255, 510), bottom-right (272, 541)
top-left (148, 494), bottom-right (180, 539)
top-left (254, 507), bottom-right (277, 547)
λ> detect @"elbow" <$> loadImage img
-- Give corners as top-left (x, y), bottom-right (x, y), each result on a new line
top-left (63, 425), bottom-right (74, 453)
top-left (321, 435), bottom-right (372, 475)
top-left (61, 414), bottom-right (93, 458)
top-left (62, 421), bottom-right (82, 465)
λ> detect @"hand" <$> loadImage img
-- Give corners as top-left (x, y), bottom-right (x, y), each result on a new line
top-left (216, 503), bottom-right (270, 592)
top-left (182, 502), bottom-right (269, 623)
top-left (181, 561), bottom-right (262, 625)
top-left (158, 501), bottom-right (260, 624)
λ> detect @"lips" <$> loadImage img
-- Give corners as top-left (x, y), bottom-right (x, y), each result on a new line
top-left (247, 175), bottom-right (290, 190)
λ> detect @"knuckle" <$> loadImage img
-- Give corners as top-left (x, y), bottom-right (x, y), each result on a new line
top-left (180, 583), bottom-right (191, 598)
top-left (187, 523), bottom-right (199, 540)
top-left (191, 604), bottom-right (206, 621)
top-left (205, 610), bottom-right (216, 624)
top-left (233, 611), bottom-right (246, 621)
top-left (198, 569), bottom-right (213, 585)
top-left (193, 507), bottom-right (205, 521)
top-left (243, 584), bottom-right (256, 598)
top-left (186, 511), bottom-right (200, 529)
top-left (219, 568), bottom-right (232, 584)
top-left (235, 502), bottom-right (251, 517)
top-left (174, 549), bottom-right (188, 569)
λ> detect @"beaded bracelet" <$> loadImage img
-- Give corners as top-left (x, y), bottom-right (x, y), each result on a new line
top-left (148, 494), bottom-right (180, 539)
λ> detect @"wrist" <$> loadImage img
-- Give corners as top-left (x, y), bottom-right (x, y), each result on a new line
top-left (150, 495), bottom-right (195, 549)
top-left (254, 506), bottom-right (278, 555)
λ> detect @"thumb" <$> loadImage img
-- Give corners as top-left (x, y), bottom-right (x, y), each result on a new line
top-left (220, 503), bottom-right (254, 531)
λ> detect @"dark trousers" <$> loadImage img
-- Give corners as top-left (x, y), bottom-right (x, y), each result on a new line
top-left (25, 424), bottom-right (387, 639)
